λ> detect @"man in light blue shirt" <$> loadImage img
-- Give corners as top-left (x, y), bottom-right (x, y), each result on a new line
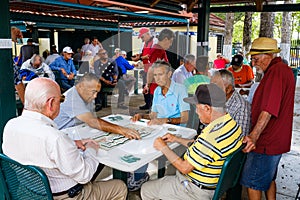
top-left (133, 60), bottom-right (190, 126)
top-left (172, 54), bottom-right (196, 84)
top-left (50, 46), bottom-right (77, 90)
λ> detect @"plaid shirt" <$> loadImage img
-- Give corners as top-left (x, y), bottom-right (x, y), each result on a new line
top-left (226, 90), bottom-right (251, 136)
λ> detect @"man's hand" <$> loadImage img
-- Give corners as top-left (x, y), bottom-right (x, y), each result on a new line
top-left (161, 133), bottom-right (177, 143)
top-left (153, 137), bottom-right (167, 151)
top-left (141, 55), bottom-right (149, 60)
top-left (143, 84), bottom-right (149, 94)
top-left (85, 140), bottom-right (100, 151)
top-left (120, 127), bottom-right (140, 140)
top-left (61, 68), bottom-right (67, 77)
top-left (74, 140), bottom-right (86, 151)
top-left (147, 118), bottom-right (165, 126)
top-left (68, 72), bottom-right (75, 80)
top-left (131, 114), bottom-right (142, 122)
top-left (242, 134), bottom-right (258, 153)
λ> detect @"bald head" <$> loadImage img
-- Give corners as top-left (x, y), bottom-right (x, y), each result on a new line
top-left (24, 78), bottom-right (61, 116)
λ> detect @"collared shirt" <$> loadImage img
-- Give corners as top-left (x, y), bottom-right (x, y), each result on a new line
top-left (252, 57), bottom-right (295, 155)
top-left (93, 58), bottom-right (118, 81)
top-left (86, 44), bottom-right (102, 56)
top-left (184, 114), bottom-right (243, 187)
top-left (172, 65), bottom-right (193, 84)
top-left (152, 81), bottom-right (190, 120)
top-left (49, 56), bottom-right (77, 80)
top-left (45, 53), bottom-right (60, 65)
top-left (226, 90), bottom-right (251, 136)
top-left (2, 110), bottom-right (99, 193)
top-left (228, 65), bottom-right (254, 85)
top-left (115, 56), bottom-right (134, 75)
top-left (81, 44), bottom-right (90, 54)
top-left (21, 59), bottom-right (55, 80)
top-left (54, 87), bottom-right (94, 133)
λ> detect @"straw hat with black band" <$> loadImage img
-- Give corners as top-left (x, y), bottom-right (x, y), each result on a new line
top-left (247, 37), bottom-right (281, 56)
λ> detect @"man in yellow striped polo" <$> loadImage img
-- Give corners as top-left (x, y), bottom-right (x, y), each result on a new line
top-left (141, 83), bottom-right (243, 200)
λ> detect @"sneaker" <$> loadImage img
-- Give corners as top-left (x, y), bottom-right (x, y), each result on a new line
top-left (139, 104), bottom-right (149, 110)
top-left (127, 172), bottom-right (150, 192)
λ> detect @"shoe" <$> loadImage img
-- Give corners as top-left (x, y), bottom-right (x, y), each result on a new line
top-left (139, 104), bottom-right (149, 110)
top-left (117, 105), bottom-right (128, 109)
top-left (127, 172), bottom-right (150, 192)
top-left (95, 104), bottom-right (102, 112)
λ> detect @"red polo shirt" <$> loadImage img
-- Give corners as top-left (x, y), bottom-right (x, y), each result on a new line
top-left (251, 57), bottom-right (295, 155)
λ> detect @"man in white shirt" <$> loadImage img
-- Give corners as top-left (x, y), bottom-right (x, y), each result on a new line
top-left (2, 78), bottom-right (127, 199)
top-left (172, 54), bottom-right (196, 84)
top-left (87, 36), bottom-right (103, 56)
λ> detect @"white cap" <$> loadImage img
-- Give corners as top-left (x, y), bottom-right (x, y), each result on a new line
top-left (63, 46), bottom-right (73, 54)
top-left (121, 51), bottom-right (127, 55)
top-left (114, 48), bottom-right (121, 53)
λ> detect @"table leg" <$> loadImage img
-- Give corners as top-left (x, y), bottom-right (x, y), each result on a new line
top-left (112, 169), bottom-right (128, 185)
top-left (134, 70), bottom-right (139, 95)
top-left (157, 156), bottom-right (166, 178)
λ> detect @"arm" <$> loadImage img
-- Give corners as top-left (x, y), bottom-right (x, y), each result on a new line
top-left (154, 137), bottom-right (194, 174)
top-left (49, 60), bottom-right (61, 71)
top-left (243, 111), bottom-right (271, 153)
top-left (76, 112), bottom-right (140, 139)
top-left (147, 111), bottom-right (189, 126)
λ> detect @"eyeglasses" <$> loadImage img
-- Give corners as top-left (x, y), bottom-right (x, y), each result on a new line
top-left (99, 52), bottom-right (107, 55)
top-left (251, 55), bottom-right (263, 63)
top-left (47, 95), bottom-right (65, 103)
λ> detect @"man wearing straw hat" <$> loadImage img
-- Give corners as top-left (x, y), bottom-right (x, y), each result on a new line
top-left (240, 37), bottom-right (295, 200)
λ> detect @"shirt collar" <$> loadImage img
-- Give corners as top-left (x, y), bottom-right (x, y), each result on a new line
top-left (158, 80), bottom-right (175, 96)
top-left (22, 110), bottom-right (58, 129)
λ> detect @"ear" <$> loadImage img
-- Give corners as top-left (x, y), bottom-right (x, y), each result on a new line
top-left (167, 70), bottom-right (172, 78)
top-left (225, 84), bottom-right (233, 94)
top-left (48, 97), bottom-right (55, 112)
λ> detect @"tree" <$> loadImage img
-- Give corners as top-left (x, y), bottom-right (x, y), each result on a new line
top-left (259, 12), bottom-right (275, 37)
top-left (243, 12), bottom-right (253, 53)
top-left (280, 0), bottom-right (292, 64)
top-left (223, 12), bottom-right (234, 59)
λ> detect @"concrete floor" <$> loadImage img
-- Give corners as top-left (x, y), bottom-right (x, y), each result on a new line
top-left (95, 77), bottom-right (300, 200)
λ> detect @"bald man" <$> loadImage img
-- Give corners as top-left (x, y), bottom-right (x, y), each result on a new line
top-left (2, 78), bottom-right (127, 199)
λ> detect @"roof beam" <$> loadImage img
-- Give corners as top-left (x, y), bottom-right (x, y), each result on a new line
top-left (22, 0), bottom-right (189, 23)
top-left (199, 3), bottom-right (300, 13)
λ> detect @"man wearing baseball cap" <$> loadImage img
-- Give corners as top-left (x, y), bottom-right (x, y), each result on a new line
top-left (228, 54), bottom-right (254, 87)
top-left (240, 37), bottom-right (295, 200)
top-left (50, 46), bottom-right (77, 90)
top-left (141, 83), bottom-right (243, 199)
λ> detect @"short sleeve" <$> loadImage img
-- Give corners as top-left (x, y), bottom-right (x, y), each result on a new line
top-left (177, 85), bottom-right (190, 112)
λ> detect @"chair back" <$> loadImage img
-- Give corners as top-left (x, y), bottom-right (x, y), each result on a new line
top-left (0, 153), bottom-right (53, 200)
top-left (212, 145), bottom-right (246, 200)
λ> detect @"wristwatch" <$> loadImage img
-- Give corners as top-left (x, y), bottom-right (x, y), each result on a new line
top-left (167, 118), bottom-right (171, 124)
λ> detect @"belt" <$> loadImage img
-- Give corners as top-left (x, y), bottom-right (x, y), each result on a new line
top-left (52, 184), bottom-right (83, 197)
top-left (191, 180), bottom-right (216, 190)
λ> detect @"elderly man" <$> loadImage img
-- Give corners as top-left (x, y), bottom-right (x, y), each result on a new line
top-left (132, 27), bottom-right (158, 110)
top-left (172, 54), bottom-right (196, 84)
top-left (132, 60), bottom-right (189, 126)
top-left (21, 54), bottom-right (55, 80)
top-left (54, 73), bottom-right (140, 145)
top-left (50, 46), bottom-right (77, 90)
top-left (2, 78), bottom-right (127, 199)
top-left (93, 48), bottom-right (118, 111)
top-left (240, 37), bottom-right (295, 200)
top-left (141, 83), bottom-right (243, 200)
top-left (211, 69), bottom-right (251, 136)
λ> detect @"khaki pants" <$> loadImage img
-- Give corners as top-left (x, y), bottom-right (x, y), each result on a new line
top-left (54, 180), bottom-right (127, 200)
top-left (141, 171), bottom-right (214, 200)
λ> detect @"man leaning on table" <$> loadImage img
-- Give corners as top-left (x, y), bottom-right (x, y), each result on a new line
top-left (2, 78), bottom-right (127, 199)
top-left (141, 83), bottom-right (243, 200)
top-left (132, 60), bottom-right (190, 126)
top-left (54, 73), bottom-right (140, 150)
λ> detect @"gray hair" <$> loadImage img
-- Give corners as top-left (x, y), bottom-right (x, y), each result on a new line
top-left (24, 78), bottom-right (59, 112)
top-left (76, 73), bottom-right (100, 85)
top-left (183, 54), bottom-right (195, 64)
top-left (214, 69), bottom-right (235, 87)
top-left (212, 106), bottom-right (227, 113)
top-left (151, 60), bottom-right (172, 73)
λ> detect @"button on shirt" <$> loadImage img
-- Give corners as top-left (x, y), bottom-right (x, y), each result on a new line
top-left (94, 59), bottom-right (118, 81)
top-left (54, 87), bottom-right (94, 134)
top-left (2, 110), bottom-right (99, 193)
top-left (172, 65), bottom-right (193, 84)
top-left (152, 81), bottom-right (190, 120)
top-left (49, 56), bottom-right (77, 80)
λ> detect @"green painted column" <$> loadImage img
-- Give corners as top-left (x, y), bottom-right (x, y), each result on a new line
top-left (197, 0), bottom-right (211, 56)
top-left (0, 0), bottom-right (16, 149)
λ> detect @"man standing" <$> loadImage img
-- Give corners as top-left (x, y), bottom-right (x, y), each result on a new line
top-left (240, 37), bottom-right (295, 200)
top-left (87, 36), bottom-right (103, 56)
top-left (141, 83), bottom-right (243, 199)
top-left (132, 27), bottom-right (158, 110)
top-left (213, 53), bottom-right (230, 69)
top-left (3, 78), bottom-right (127, 199)
top-left (172, 54), bottom-right (196, 84)
top-left (15, 38), bottom-right (35, 66)
top-left (50, 46), bottom-right (77, 90)
top-left (45, 45), bottom-right (60, 65)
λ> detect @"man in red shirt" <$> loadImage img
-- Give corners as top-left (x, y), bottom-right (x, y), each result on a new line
top-left (132, 27), bottom-right (158, 110)
top-left (213, 53), bottom-right (230, 69)
top-left (144, 28), bottom-right (175, 108)
top-left (240, 37), bottom-right (295, 200)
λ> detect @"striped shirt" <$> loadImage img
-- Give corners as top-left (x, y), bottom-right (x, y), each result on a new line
top-left (184, 113), bottom-right (243, 187)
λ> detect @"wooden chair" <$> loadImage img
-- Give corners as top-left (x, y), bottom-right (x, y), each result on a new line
top-left (0, 153), bottom-right (53, 200)
top-left (212, 144), bottom-right (246, 200)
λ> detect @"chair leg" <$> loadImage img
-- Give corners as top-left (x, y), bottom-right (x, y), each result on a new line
top-left (295, 183), bottom-right (300, 200)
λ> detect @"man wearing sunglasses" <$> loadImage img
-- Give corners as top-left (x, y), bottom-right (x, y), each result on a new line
top-left (3, 78), bottom-right (127, 199)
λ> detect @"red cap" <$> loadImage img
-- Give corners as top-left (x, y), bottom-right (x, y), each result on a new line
top-left (138, 27), bottom-right (150, 39)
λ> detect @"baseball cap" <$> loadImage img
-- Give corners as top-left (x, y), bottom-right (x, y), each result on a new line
top-left (138, 27), bottom-right (150, 39)
top-left (62, 46), bottom-right (73, 54)
top-left (231, 54), bottom-right (243, 66)
top-left (184, 83), bottom-right (226, 107)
